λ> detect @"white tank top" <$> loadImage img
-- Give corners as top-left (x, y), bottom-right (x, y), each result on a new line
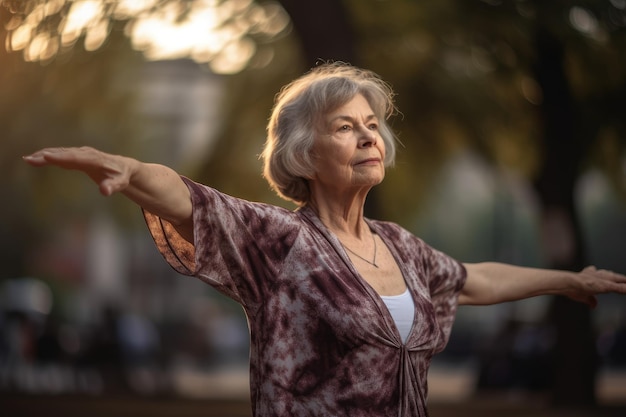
top-left (380, 289), bottom-right (415, 343)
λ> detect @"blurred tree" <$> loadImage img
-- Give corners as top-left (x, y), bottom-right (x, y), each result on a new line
top-left (0, 5), bottom-right (143, 282)
top-left (1, 0), bottom-right (290, 74)
top-left (278, 0), bottom-right (357, 65)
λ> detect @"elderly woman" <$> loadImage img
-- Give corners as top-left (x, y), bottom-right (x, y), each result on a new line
top-left (24, 63), bottom-right (625, 417)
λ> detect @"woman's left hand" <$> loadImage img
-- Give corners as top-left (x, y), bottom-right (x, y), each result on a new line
top-left (565, 266), bottom-right (626, 308)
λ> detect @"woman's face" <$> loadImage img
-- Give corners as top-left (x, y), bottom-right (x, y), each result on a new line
top-left (309, 94), bottom-right (386, 197)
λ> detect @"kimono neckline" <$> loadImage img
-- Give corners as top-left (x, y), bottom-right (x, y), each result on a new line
top-left (297, 205), bottom-right (416, 347)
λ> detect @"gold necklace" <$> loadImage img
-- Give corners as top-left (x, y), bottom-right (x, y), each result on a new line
top-left (342, 232), bottom-right (378, 268)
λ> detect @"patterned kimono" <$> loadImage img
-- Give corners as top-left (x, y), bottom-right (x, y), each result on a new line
top-left (144, 178), bottom-right (467, 417)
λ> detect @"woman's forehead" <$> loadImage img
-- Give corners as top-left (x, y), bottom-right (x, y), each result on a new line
top-left (322, 94), bottom-right (378, 119)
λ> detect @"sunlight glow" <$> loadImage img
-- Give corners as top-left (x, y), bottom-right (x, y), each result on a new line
top-left (25, 4), bottom-right (46, 26)
top-left (127, 0), bottom-right (288, 73)
top-left (44, 0), bottom-right (66, 16)
top-left (84, 18), bottom-right (109, 51)
top-left (6, 0), bottom-right (289, 74)
top-left (113, 0), bottom-right (158, 20)
top-left (10, 24), bottom-right (31, 51)
top-left (569, 6), bottom-right (608, 42)
top-left (60, 0), bottom-right (104, 48)
top-left (25, 33), bottom-right (48, 61)
top-left (210, 36), bottom-right (256, 74)
top-left (63, 0), bottom-right (103, 33)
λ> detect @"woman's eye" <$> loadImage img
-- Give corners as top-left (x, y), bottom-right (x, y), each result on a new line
top-left (339, 125), bottom-right (352, 132)
top-left (368, 123), bottom-right (379, 131)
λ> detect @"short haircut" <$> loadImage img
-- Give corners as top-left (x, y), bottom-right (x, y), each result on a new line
top-left (261, 62), bottom-right (399, 206)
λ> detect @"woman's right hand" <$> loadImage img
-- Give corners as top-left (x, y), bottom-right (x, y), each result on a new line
top-left (24, 146), bottom-right (193, 242)
top-left (23, 146), bottom-right (137, 196)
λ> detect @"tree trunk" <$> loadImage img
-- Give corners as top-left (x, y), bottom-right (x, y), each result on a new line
top-left (532, 25), bottom-right (597, 407)
top-left (278, 0), bottom-right (357, 67)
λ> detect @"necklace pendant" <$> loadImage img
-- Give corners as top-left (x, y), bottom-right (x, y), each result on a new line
top-left (342, 231), bottom-right (379, 268)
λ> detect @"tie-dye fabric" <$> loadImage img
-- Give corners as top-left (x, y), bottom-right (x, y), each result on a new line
top-left (143, 177), bottom-right (466, 417)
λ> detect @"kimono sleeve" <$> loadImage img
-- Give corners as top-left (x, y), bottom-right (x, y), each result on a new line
top-left (143, 177), bottom-right (298, 307)
top-left (427, 247), bottom-right (467, 348)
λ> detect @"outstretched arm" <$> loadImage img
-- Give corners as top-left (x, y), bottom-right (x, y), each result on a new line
top-left (23, 146), bottom-right (193, 242)
top-left (460, 262), bottom-right (626, 307)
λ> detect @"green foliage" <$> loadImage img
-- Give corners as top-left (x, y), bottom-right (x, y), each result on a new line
top-left (345, 0), bottom-right (626, 225)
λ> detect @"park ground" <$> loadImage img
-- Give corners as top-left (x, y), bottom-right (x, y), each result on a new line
top-left (2, 365), bottom-right (625, 416)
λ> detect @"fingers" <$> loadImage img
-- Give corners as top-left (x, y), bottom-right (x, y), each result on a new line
top-left (565, 287), bottom-right (598, 308)
top-left (582, 266), bottom-right (626, 282)
top-left (579, 266), bottom-right (625, 283)
top-left (22, 149), bottom-right (55, 166)
top-left (23, 147), bottom-right (130, 196)
top-left (23, 147), bottom-right (78, 167)
top-left (579, 266), bottom-right (626, 299)
top-left (99, 178), bottom-right (123, 196)
top-left (23, 147), bottom-right (99, 168)
top-left (603, 269), bottom-right (626, 282)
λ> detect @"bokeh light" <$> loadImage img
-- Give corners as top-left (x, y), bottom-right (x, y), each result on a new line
top-left (4, 0), bottom-right (290, 73)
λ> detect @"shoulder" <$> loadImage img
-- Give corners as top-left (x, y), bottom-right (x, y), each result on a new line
top-left (184, 177), bottom-right (293, 212)
top-left (183, 177), bottom-right (303, 234)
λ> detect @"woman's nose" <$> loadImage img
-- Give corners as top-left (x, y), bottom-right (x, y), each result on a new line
top-left (357, 125), bottom-right (377, 147)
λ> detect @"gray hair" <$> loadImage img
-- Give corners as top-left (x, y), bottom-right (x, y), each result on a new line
top-left (261, 62), bottom-right (399, 206)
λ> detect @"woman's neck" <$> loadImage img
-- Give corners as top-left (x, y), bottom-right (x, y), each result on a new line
top-left (307, 193), bottom-right (370, 238)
